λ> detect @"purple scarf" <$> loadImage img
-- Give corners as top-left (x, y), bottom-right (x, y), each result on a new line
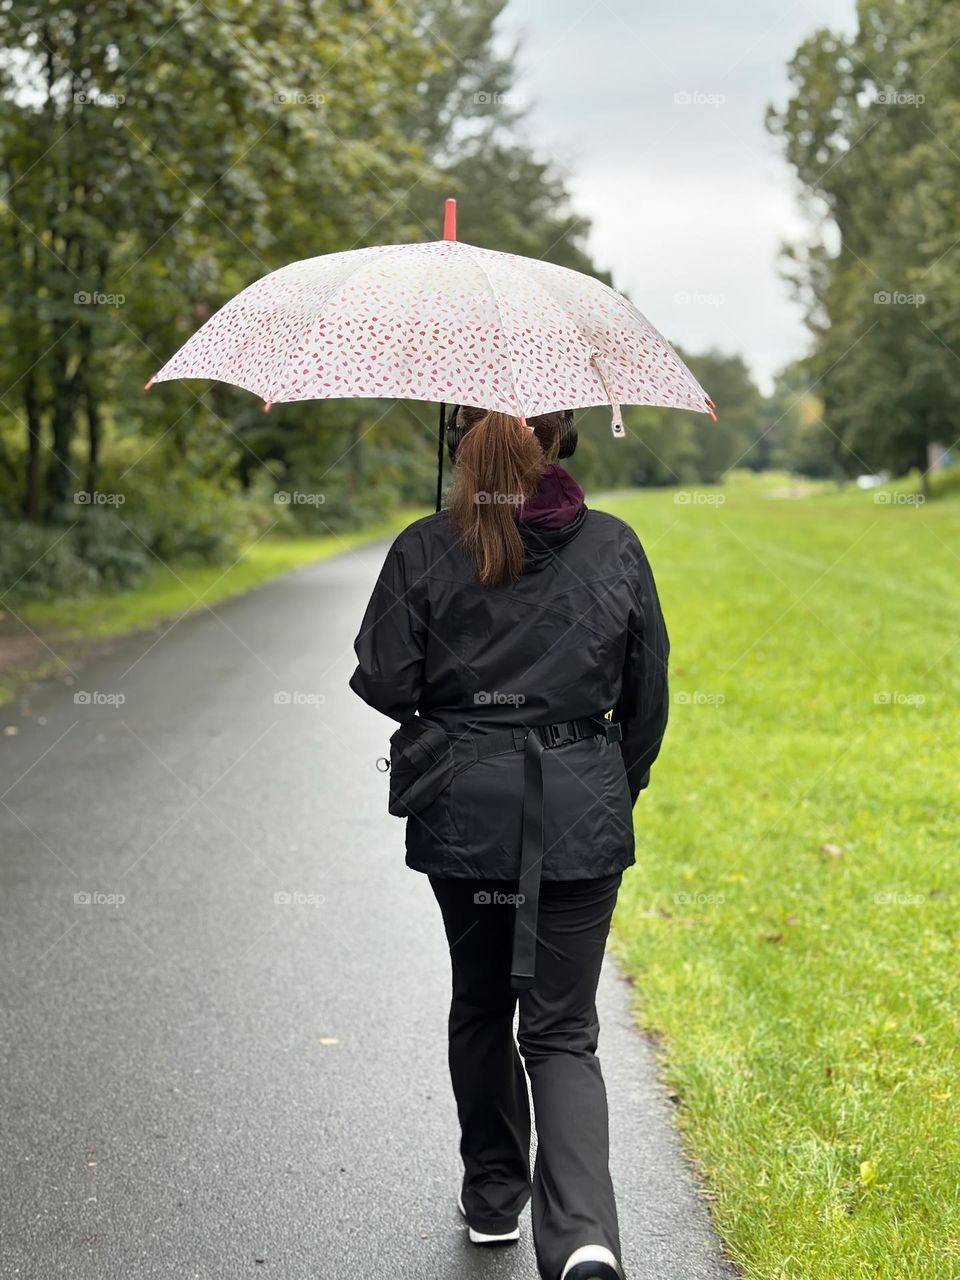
top-left (516, 463), bottom-right (585, 530)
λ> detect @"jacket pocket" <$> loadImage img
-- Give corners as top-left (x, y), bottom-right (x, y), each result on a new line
top-left (446, 751), bottom-right (525, 874)
top-left (540, 736), bottom-right (634, 872)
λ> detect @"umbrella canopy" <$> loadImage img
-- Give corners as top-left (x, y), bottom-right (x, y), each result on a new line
top-left (147, 238), bottom-right (714, 427)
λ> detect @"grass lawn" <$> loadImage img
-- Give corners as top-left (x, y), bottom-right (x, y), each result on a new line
top-left (603, 477), bottom-right (959, 1280)
top-left (0, 511), bottom-right (424, 703)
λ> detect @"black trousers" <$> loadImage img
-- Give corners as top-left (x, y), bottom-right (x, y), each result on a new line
top-left (429, 872), bottom-right (624, 1280)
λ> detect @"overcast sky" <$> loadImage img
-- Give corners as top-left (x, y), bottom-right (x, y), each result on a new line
top-left (496, 0), bottom-right (857, 393)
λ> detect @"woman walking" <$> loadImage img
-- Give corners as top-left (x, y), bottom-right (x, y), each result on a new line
top-left (349, 406), bottom-right (669, 1280)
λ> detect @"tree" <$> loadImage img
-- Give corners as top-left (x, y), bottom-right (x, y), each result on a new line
top-left (0, 0), bottom-right (437, 521)
top-left (767, 0), bottom-right (960, 484)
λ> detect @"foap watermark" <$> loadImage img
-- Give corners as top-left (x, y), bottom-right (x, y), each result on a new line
top-left (674, 490), bottom-right (725, 506)
top-left (874, 89), bottom-right (925, 108)
top-left (274, 691), bottom-right (325, 708)
top-left (275, 490), bottom-right (326, 506)
top-left (474, 90), bottom-right (524, 108)
top-left (74, 690), bottom-right (126, 707)
top-left (673, 891), bottom-right (725, 907)
top-left (74, 891), bottom-right (126, 907)
top-left (274, 90), bottom-right (326, 109)
top-left (874, 690), bottom-right (925, 706)
top-left (874, 491), bottom-right (925, 506)
top-left (874, 290), bottom-right (925, 307)
top-left (474, 690), bottom-right (526, 707)
top-left (74, 90), bottom-right (125, 107)
top-left (474, 491), bottom-right (523, 505)
top-left (674, 90), bottom-right (725, 107)
top-left (474, 890), bottom-right (526, 906)
top-left (74, 490), bottom-right (125, 506)
top-left (74, 290), bottom-right (125, 307)
top-left (674, 690), bottom-right (725, 706)
top-left (674, 290), bottom-right (726, 307)
top-left (274, 891), bottom-right (326, 907)
top-left (874, 891), bottom-right (925, 907)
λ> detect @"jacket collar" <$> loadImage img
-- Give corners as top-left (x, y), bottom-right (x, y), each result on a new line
top-left (515, 464), bottom-right (587, 573)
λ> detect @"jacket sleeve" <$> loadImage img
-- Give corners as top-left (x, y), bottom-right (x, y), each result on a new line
top-left (612, 531), bottom-right (670, 806)
top-left (348, 533), bottom-right (428, 723)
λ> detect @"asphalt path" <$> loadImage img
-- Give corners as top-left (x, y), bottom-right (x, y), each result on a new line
top-left (0, 536), bottom-right (735, 1280)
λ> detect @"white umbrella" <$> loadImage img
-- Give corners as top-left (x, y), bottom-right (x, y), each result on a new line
top-left (147, 200), bottom-right (715, 505)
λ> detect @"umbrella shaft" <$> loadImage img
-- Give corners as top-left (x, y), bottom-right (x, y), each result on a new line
top-left (435, 401), bottom-right (446, 513)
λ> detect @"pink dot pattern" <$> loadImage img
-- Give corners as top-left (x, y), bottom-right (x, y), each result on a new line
top-left (150, 239), bottom-right (712, 418)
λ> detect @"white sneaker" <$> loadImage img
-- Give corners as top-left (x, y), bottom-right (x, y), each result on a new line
top-left (457, 1192), bottom-right (521, 1244)
top-left (560, 1243), bottom-right (624, 1280)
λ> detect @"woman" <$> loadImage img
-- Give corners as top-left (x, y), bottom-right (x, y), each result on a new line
top-left (349, 405), bottom-right (669, 1280)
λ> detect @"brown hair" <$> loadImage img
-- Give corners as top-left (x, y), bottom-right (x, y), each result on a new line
top-left (448, 407), bottom-right (565, 587)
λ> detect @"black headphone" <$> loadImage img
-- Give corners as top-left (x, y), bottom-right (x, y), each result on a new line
top-left (445, 405), bottom-right (577, 465)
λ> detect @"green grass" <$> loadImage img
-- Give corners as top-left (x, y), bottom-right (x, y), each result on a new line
top-left (1, 512), bottom-right (424, 702)
top-left (603, 481), bottom-right (959, 1279)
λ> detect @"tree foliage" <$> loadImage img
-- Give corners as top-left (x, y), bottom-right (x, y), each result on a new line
top-left (767, 0), bottom-right (960, 486)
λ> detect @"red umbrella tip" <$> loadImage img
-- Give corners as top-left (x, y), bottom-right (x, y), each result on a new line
top-left (144, 378), bottom-right (155, 391)
top-left (263, 400), bottom-right (273, 413)
top-left (443, 198), bottom-right (457, 242)
top-left (708, 407), bottom-right (718, 422)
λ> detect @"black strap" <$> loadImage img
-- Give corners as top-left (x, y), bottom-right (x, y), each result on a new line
top-left (511, 729), bottom-right (545, 989)
top-left (455, 716), bottom-right (621, 773)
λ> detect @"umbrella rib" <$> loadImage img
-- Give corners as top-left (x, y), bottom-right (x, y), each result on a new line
top-left (459, 248), bottom-right (633, 415)
top-left (507, 260), bottom-right (652, 400)
top-left (458, 243), bottom-right (525, 417)
top-left (493, 255), bottom-right (711, 415)
top-left (264, 242), bottom-right (414, 404)
top-left (504, 259), bottom-right (608, 401)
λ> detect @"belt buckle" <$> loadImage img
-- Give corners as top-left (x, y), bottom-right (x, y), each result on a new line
top-left (540, 722), bottom-right (575, 749)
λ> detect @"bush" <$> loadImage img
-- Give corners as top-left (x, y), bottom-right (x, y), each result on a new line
top-left (929, 462), bottom-right (960, 500)
top-left (274, 473), bottom-right (401, 533)
top-left (0, 429), bottom-right (398, 600)
top-left (70, 507), bottom-right (152, 589)
top-left (122, 481), bottom-right (244, 564)
top-left (0, 519), bottom-right (100, 599)
top-left (0, 472), bottom-right (278, 599)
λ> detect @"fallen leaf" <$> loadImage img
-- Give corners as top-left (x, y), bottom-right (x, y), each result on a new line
top-left (764, 931), bottom-right (783, 943)
top-left (820, 843), bottom-right (843, 857)
top-left (912, 1033), bottom-right (926, 1046)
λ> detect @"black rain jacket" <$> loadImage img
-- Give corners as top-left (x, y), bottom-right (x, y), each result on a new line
top-left (349, 491), bottom-right (669, 881)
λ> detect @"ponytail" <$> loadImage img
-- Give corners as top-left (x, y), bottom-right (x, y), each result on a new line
top-left (448, 410), bottom-right (554, 587)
